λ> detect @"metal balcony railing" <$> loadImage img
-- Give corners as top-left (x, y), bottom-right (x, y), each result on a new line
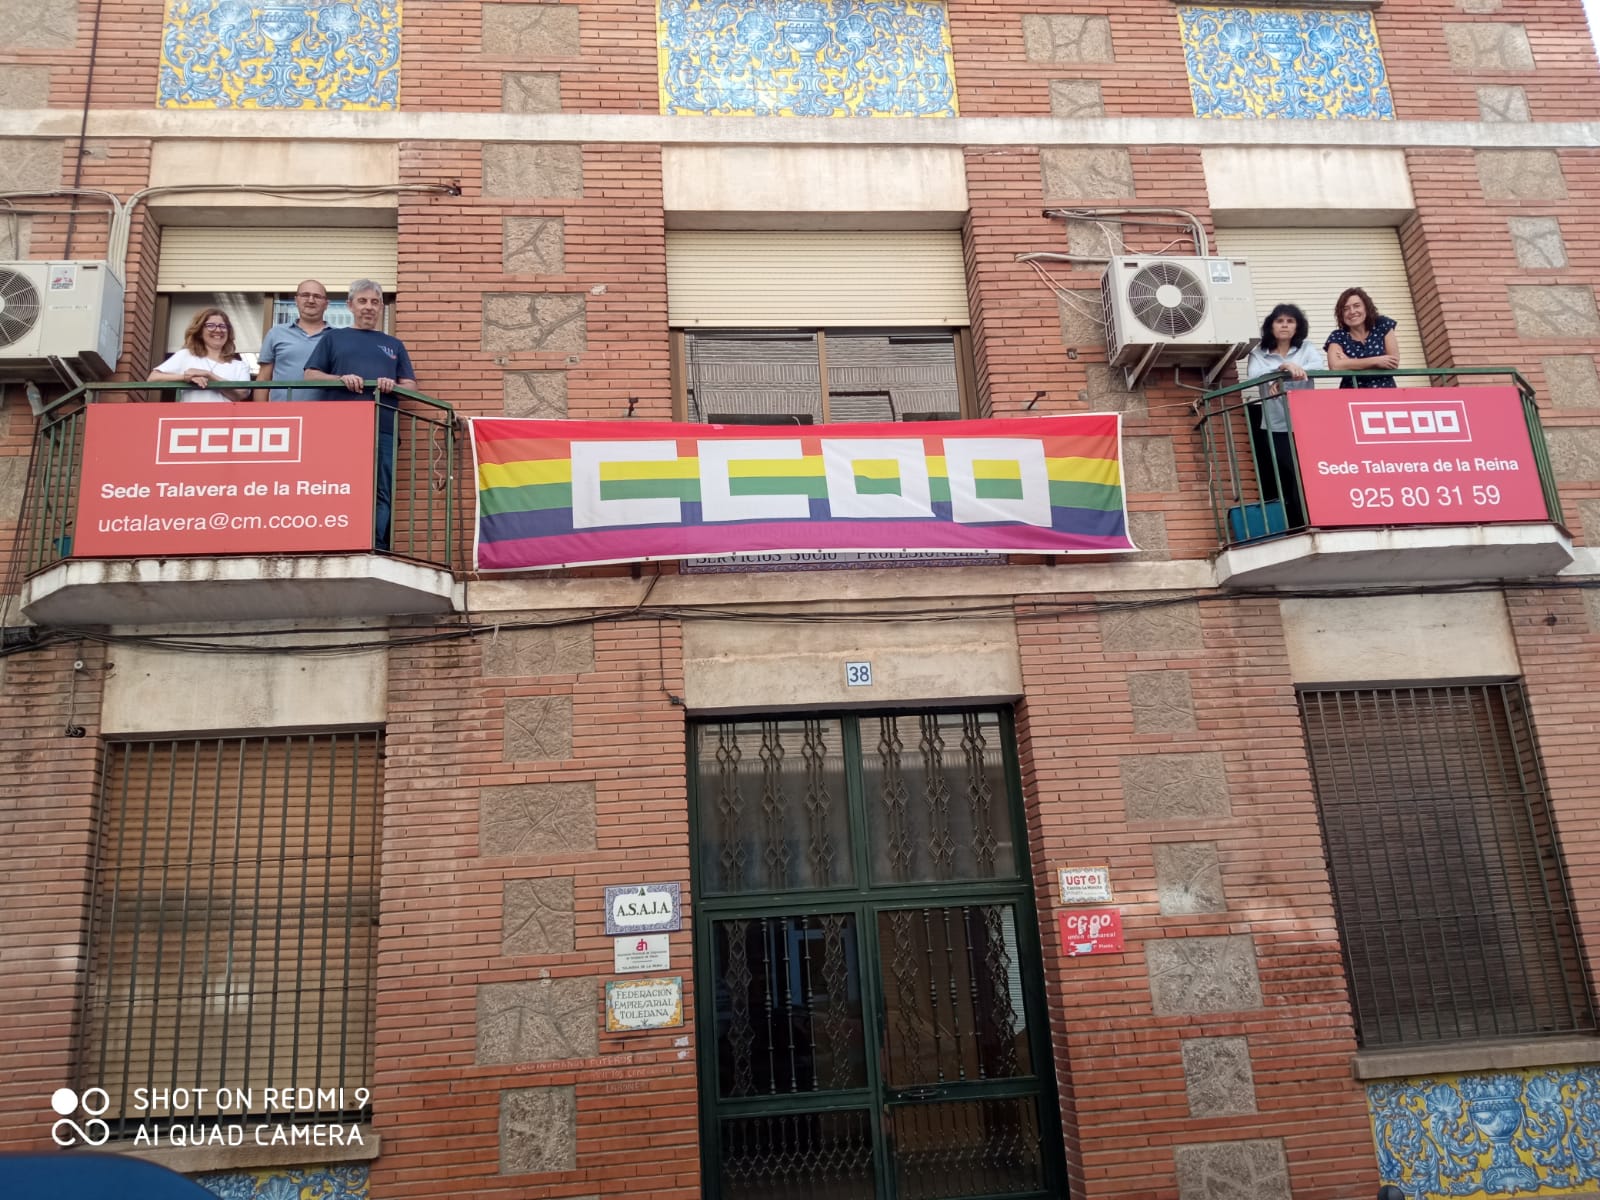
top-left (1196, 367), bottom-right (1564, 551)
top-left (14, 380), bottom-right (461, 578)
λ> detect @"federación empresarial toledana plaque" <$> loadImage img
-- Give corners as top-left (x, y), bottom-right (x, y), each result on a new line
top-left (605, 976), bottom-right (684, 1032)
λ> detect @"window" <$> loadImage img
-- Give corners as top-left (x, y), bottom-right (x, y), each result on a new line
top-left (80, 733), bottom-right (382, 1135)
top-left (666, 231), bottom-right (979, 424)
top-left (152, 225), bottom-right (398, 371)
top-left (680, 329), bottom-right (972, 424)
top-left (159, 292), bottom-right (360, 371)
top-left (1300, 684), bottom-right (1594, 1048)
top-left (1213, 226), bottom-right (1426, 386)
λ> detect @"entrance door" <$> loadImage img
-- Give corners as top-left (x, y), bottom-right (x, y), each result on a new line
top-left (691, 710), bottom-right (1064, 1200)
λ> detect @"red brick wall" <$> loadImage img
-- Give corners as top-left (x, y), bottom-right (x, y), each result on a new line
top-left (408, 0), bottom-right (661, 114)
top-left (15, 1), bottom-right (1600, 120)
top-left (1015, 594), bottom-right (1373, 1199)
top-left (1505, 586), bottom-right (1600, 1019)
top-left (36, 3), bottom-right (162, 108)
top-left (395, 141), bottom-right (670, 421)
top-left (944, 0), bottom-right (1600, 121)
top-left (1406, 146), bottom-right (1600, 540)
top-left (962, 149), bottom-right (1072, 417)
top-left (0, 640), bottom-right (106, 1149)
top-left (375, 615), bottom-right (698, 1200)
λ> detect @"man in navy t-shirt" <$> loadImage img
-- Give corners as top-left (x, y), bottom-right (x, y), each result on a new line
top-left (303, 278), bottom-right (417, 550)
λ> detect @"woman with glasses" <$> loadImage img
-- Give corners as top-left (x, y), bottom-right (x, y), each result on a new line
top-left (146, 308), bottom-right (253, 402)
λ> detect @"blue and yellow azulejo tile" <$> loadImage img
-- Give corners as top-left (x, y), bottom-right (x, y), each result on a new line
top-left (1368, 1065), bottom-right (1600, 1197)
top-left (1177, 6), bottom-right (1393, 120)
top-left (657, 0), bottom-right (957, 117)
top-left (158, 1), bottom-right (401, 110)
top-left (197, 1163), bottom-right (368, 1200)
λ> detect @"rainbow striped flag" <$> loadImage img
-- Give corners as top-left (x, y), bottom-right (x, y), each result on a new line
top-left (472, 416), bottom-right (1133, 571)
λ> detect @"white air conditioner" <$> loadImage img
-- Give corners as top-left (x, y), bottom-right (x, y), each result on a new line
top-left (0, 261), bottom-right (125, 380)
top-left (1100, 256), bottom-right (1256, 387)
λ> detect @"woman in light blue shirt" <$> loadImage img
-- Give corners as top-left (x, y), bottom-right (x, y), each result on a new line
top-left (1245, 303), bottom-right (1325, 528)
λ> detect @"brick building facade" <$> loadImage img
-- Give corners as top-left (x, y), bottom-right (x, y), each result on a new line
top-left (3, 2), bottom-right (1600, 1199)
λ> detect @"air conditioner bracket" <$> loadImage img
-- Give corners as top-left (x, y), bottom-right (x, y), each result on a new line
top-left (1205, 342), bottom-right (1249, 385)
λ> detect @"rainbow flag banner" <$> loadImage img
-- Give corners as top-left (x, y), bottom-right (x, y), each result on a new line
top-left (471, 416), bottom-right (1135, 571)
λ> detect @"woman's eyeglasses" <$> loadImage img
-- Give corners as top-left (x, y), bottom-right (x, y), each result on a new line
top-left (203, 323), bottom-right (230, 331)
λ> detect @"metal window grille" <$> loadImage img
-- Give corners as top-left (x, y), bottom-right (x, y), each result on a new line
top-left (1300, 684), bottom-right (1594, 1048)
top-left (80, 732), bottom-right (382, 1136)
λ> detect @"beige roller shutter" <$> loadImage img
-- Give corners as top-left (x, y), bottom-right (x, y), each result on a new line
top-left (1213, 226), bottom-right (1424, 387)
top-left (667, 231), bottom-right (971, 327)
top-left (156, 227), bottom-right (399, 292)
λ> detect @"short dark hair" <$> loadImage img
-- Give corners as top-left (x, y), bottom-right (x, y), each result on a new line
top-left (1334, 286), bottom-right (1382, 331)
top-left (1259, 303), bottom-right (1308, 350)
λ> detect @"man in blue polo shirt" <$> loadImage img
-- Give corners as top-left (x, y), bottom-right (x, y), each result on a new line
top-left (257, 279), bottom-right (330, 401)
top-left (303, 278), bottom-right (417, 550)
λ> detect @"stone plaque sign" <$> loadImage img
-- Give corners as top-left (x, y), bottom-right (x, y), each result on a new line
top-left (605, 976), bottom-right (684, 1032)
top-left (614, 933), bottom-right (671, 974)
top-left (604, 883), bottom-right (682, 936)
top-left (1058, 865), bottom-right (1113, 904)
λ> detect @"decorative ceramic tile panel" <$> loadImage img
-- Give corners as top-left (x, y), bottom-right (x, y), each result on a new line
top-left (657, 0), bottom-right (957, 117)
top-left (197, 1164), bottom-right (369, 1200)
top-left (1176, 6), bottom-right (1393, 119)
top-left (1368, 1066), bottom-right (1600, 1197)
top-left (158, 1), bottom-right (401, 109)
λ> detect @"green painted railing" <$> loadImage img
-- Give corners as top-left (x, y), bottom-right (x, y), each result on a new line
top-left (1196, 367), bottom-right (1564, 550)
top-left (16, 380), bottom-right (461, 577)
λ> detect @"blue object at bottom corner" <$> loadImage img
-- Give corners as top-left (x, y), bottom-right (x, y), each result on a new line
top-left (1228, 500), bottom-right (1287, 542)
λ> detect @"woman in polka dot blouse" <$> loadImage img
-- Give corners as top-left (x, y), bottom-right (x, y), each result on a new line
top-left (1324, 286), bottom-right (1399, 389)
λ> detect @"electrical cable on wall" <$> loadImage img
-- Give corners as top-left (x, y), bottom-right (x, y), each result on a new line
top-left (5, 577), bottom-right (1598, 661)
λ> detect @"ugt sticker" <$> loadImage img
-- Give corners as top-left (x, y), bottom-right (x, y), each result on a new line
top-left (1057, 865), bottom-right (1112, 904)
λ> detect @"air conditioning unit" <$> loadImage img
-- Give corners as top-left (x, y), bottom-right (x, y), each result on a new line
top-left (1100, 256), bottom-right (1256, 387)
top-left (0, 261), bottom-right (125, 380)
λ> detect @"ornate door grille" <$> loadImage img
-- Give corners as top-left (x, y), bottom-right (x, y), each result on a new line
top-left (691, 710), bottom-right (1063, 1200)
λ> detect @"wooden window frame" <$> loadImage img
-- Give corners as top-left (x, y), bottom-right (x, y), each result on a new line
top-left (670, 327), bottom-right (980, 423)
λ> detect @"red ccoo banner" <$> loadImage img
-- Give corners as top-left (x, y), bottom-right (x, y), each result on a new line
top-left (73, 402), bottom-right (377, 557)
top-left (1288, 386), bottom-right (1549, 527)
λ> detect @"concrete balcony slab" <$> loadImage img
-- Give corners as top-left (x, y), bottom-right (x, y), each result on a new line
top-left (19, 554), bottom-right (461, 625)
top-left (1214, 523), bottom-right (1573, 589)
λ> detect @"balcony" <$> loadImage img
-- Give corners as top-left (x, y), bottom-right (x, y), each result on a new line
top-left (1199, 368), bottom-right (1572, 588)
top-left (14, 381), bottom-right (463, 625)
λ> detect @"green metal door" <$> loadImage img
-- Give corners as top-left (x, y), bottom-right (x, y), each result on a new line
top-left (691, 710), bottom-right (1065, 1200)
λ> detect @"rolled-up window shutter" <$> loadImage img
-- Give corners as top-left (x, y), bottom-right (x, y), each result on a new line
top-left (667, 231), bottom-right (971, 328)
top-left (156, 227), bottom-right (399, 293)
top-left (1213, 226), bottom-right (1425, 387)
